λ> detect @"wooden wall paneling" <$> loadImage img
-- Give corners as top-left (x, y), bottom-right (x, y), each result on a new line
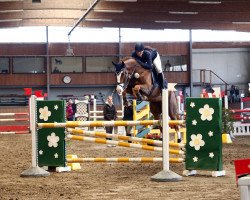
top-left (165, 72), bottom-right (189, 85)
top-left (49, 43), bottom-right (119, 55)
top-left (0, 42), bottom-right (191, 87)
top-left (0, 44), bottom-right (46, 55)
top-left (50, 73), bottom-right (116, 85)
top-left (0, 74), bottom-right (46, 86)
top-left (193, 42), bottom-right (250, 49)
top-left (121, 42), bottom-right (189, 55)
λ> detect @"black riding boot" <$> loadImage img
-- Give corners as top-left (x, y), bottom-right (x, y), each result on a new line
top-left (158, 72), bottom-right (167, 89)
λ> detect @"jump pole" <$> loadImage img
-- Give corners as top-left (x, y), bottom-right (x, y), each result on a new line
top-left (38, 119), bottom-right (184, 128)
top-left (67, 157), bottom-right (184, 163)
top-left (67, 128), bottom-right (185, 148)
top-left (151, 89), bottom-right (182, 182)
top-left (20, 95), bottom-right (50, 177)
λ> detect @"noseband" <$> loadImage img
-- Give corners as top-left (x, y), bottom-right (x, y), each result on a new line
top-left (116, 68), bottom-right (136, 90)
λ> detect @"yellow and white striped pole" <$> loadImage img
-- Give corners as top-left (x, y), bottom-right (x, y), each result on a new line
top-left (67, 128), bottom-right (185, 148)
top-left (38, 120), bottom-right (160, 128)
top-left (38, 119), bottom-right (185, 128)
top-left (67, 134), bottom-right (185, 155)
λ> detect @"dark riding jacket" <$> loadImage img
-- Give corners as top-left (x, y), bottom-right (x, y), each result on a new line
top-left (103, 103), bottom-right (117, 121)
top-left (131, 48), bottom-right (157, 70)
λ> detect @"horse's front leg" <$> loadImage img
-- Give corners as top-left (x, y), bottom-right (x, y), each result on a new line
top-left (132, 85), bottom-right (148, 101)
top-left (122, 89), bottom-right (128, 106)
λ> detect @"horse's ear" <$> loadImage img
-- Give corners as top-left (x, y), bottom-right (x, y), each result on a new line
top-left (113, 61), bottom-right (124, 73)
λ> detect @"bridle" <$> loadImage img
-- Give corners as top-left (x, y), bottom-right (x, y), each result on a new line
top-left (116, 67), bottom-right (136, 91)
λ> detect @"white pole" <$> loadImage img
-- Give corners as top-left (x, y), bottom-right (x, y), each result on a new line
top-left (177, 96), bottom-right (181, 114)
top-left (93, 99), bottom-right (97, 131)
top-left (30, 95), bottom-right (37, 167)
top-left (177, 95), bottom-right (182, 142)
top-left (224, 95), bottom-right (228, 109)
top-left (151, 89), bottom-right (182, 181)
top-left (162, 89), bottom-right (169, 171)
top-left (241, 98), bottom-right (244, 122)
top-left (21, 95), bottom-right (49, 176)
top-left (121, 97), bottom-right (124, 118)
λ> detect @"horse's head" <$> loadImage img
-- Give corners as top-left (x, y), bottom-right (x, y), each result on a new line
top-left (112, 61), bottom-right (125, 74)
top-left (112, 57), bottom-right (144, 95)
top-left (112, 61), bottom-right (126, 96)
top-left (113, 58), bottom-right (141, 96)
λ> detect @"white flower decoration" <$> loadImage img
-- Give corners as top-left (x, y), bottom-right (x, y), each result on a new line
top-left (54, 105), bottom-right (59, 110)
top-left (190, 102), bottom-right (195, 108)
top-left (193, 156), bottom-right (198, 162)
top-left (189, 134), bottom-right (205, 151)
top-left (199, 104), bottom-right (214, 121)
top-left (39, 150), bottom-right (43, 155)
top-left (192, 120), bottom-right (197, 125)
top-left (54, 153), bottom-right (59, 159)
top-left (47, 132), bottom-right (60, 148)
top-left (208, 131), bottom-right (214, 137)
top-left (209, 152), bottom-right (214, 158)
top-left (39, 106), bottom-right (51, 121)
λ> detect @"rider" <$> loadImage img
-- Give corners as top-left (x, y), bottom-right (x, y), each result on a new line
top-left (131, 42), bottom-right (167, 89)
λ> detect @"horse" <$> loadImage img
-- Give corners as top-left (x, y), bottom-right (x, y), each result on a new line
top-left (113, 57), bottom-right (180, 140)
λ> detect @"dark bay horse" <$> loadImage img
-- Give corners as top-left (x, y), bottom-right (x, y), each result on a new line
top-left (113, 57), bottom-right (179, 135)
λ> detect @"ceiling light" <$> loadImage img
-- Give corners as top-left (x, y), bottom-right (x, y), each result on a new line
top-left (105, 0), bottom-right (137, 2)
top-left (0, 19), bottom-right (22, 22)
top-left (189, 1), bottom-right (221, 4)
top-left (232, 22), bottom-right (250, 25)
top-left (85, 18), bottom-right (112, 22)
top-left (169, 11), bottom-right (198, 15)
top-left (94, 9), bottom-right (124, 13)
top-left (155, 20), bottom-right (181, 24)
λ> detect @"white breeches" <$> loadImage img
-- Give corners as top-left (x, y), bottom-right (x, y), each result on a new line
top-left (153, 53), bottom-right (163, 73)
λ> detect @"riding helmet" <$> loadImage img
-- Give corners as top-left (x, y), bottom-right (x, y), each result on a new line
top-left (135, 43), bottom-right (144, 52)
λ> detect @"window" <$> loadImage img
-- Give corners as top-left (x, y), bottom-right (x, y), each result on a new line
top-left (0, 57), bottom-right (9, 73)
top-left (86, 56), bottom-right (119, 72)
top-left (52, 57), bottom-right (83, 73)
top-left (13, 57), bottom-right (45, 73)
top-left (162, 55), bottom-right (188, 72)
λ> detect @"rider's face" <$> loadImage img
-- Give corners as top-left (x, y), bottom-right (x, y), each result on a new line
top-left (136, 50), bottom-right (143, 57)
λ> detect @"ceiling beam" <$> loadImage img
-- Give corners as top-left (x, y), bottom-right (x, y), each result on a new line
top-left (0, 20), bottom-right (21, 28)
top-left (81, 20), bottom-right (250, 31)
top-left (0, 1), bottom-right (23, 10)
top-left (23, 0), bottom-right (91, 10)
top-left (95, 1), bottom-right (250, 12)
top-left (21, 18), bottom-right (75, 26)
top-left (23, 10), bottom-right (83, 19)
top-left (87, 11), bottom-right (250, 22)
top-left (0, 12), bottom-right (23, 19)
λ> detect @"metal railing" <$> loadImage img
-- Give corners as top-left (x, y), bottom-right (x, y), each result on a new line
top-left (199, 69), bottom-right (229, 93)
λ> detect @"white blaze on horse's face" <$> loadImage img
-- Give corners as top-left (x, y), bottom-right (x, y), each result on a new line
top-left (116, 71), bottom-right (124, 96)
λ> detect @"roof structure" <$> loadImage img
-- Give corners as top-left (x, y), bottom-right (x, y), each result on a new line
top-left (1, 0), bottom-right (250, 32)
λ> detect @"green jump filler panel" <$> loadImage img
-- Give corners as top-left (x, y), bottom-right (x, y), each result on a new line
top-left (37, 100), bottom-right (66, 167)
top-left (185, 98), bottom-right (223, 171)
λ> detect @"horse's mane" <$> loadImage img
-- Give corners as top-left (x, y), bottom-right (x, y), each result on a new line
top-left (120, 56), bottom-right (143, 70)
top-left (120, 56), bottom-right (133, 62)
